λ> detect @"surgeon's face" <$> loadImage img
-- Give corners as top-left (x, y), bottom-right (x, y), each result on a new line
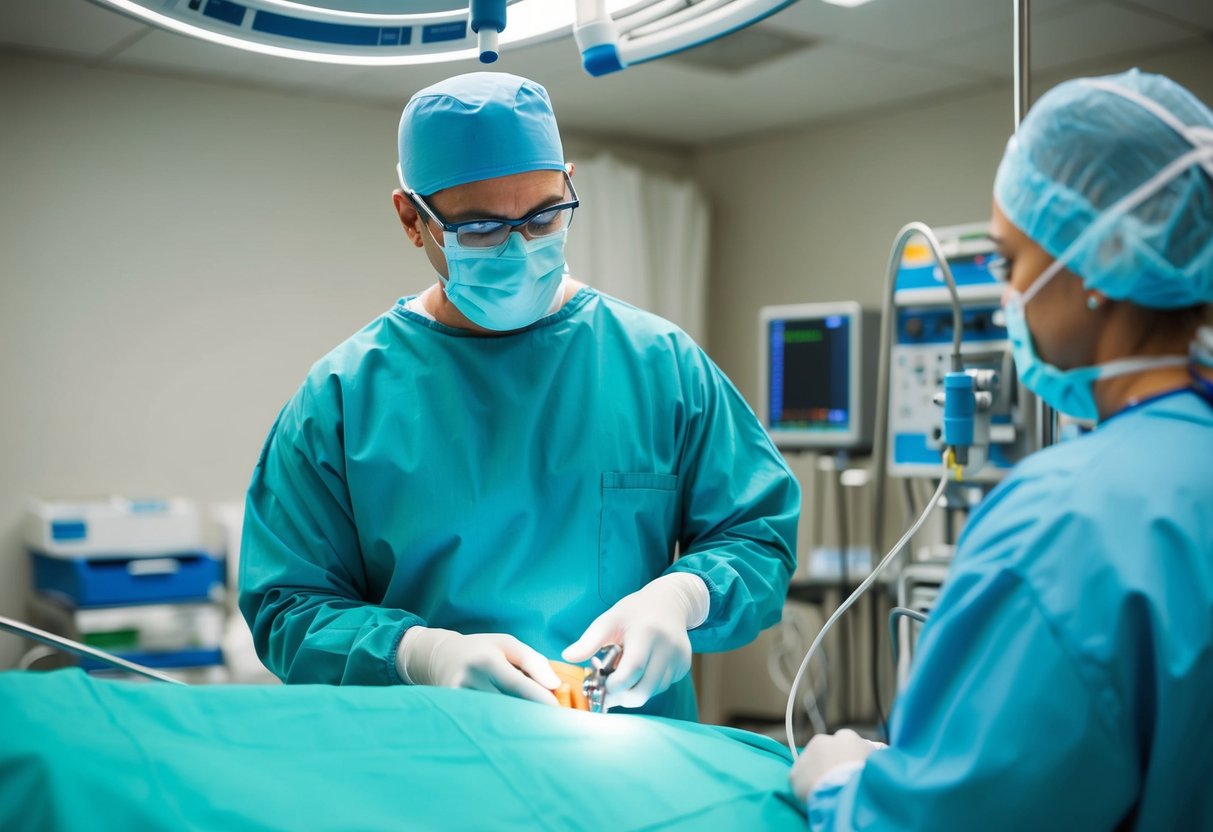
top-left (392, 168), bottom-right (570, 280)
top-left (990, 202), bottom-right (1102, 370)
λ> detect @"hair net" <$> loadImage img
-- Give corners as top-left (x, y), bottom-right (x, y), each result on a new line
top-left (397, 72), bottom-right (564, 196)
top-left (994, 69), bottom-right (1213, 309)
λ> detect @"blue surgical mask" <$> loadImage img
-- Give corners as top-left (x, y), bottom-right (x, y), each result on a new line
top-left (438, 229), bottom-right (568, 331)
top-left (1003, 288), bottom-right (1187, 422)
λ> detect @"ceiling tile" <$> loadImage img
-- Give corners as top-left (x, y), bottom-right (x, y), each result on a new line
top-left (321, 37), bottom-right (988, 144)
top-left (1119, 0), bottom-right (1213, 32)
top-left (0, 0), bottom-right (149, 58)
top-left (924, 1), bottom-right (1200, 77)
top-left (757, 0), bottom-right (1087, 53)
top-left (389, 39), bottom-right (987, 144)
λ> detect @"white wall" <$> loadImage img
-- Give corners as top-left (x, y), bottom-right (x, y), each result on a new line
top-left (0, 51), bottom-right (692, 670)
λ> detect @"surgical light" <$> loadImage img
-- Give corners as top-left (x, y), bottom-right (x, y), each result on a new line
top-left (818, 0), bottom-right (876, 7)
top-left (87, 0), bottom-right (591, 65)
top-left (86, 0), bottom-right (806, 75)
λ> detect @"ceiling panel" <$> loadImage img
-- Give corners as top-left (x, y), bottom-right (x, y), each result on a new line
top-left (757, 0), bottom-right (1088, 54)
top-left (1119, 0), bottom-right (1213, 31)
top-left (0, 0), bottom-right (150, 58)
top-left (332, 38), bottom-right (986, 144)
top-left (927, 1), bottom-right (1200, 77)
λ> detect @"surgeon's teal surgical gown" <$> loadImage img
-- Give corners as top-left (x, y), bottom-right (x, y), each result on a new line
top-left (240, 287), bottom-right (799, 720)
top-left (810, 390), bottom-right (1213, 830)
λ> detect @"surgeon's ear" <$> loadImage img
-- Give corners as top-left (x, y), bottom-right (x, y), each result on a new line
top-left (565, 162), bottom-right (575, 178)
top-left (392, 189), bottom-right (426, 249)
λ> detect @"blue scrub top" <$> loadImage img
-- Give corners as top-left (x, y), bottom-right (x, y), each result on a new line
top-left (239, 288), bottom-right (800, 720)
top-left (811, 390), bottom-right (1213, 830)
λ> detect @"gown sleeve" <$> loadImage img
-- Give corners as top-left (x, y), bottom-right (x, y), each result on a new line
top-left (672, 346), bottom-right (801, 651)
top-left (238, 374), bottom-right (423, 685)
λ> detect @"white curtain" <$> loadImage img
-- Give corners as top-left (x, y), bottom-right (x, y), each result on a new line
top-left (564, 155), bottom-right (711, 344)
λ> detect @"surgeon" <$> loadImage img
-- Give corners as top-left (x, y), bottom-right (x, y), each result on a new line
top-left (791, 69), bottom-right (1213, 829)
top-left (238, 72), bottom-right (800, 720)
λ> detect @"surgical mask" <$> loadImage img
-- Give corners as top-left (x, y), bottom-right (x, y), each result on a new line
top-left (1002, 80), bottom-right (1207, 421)
top-left (1002, 292), bottom-right (1186, 421)
top-left (437, 228), bottom-right (568, 331)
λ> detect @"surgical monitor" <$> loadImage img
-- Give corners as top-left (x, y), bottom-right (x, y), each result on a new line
top-left (758, 302), bottom-right (879, 451)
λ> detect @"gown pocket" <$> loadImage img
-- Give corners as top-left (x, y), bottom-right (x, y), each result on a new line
top-left (598, 472), bottom-right (679, 606)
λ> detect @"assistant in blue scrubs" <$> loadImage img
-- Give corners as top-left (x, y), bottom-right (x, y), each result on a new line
top-left (809, 388), bottom-right (1213, 829)
top-left (798, 70), bottom-right (1213, 829)
top-left (239, 73), bottom-right (799, 720)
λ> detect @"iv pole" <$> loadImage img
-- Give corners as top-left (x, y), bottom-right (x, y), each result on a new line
top-left (1014, 0), bottom-right (1057, 452)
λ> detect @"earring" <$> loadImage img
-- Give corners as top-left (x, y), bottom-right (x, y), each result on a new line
top-left (1087, 294), bottom-right (1101, 311)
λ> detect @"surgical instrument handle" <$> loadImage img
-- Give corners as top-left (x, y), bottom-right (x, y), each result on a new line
top-left (583, 643), bottom-right (623, 713)
top-left (0, 614), bottom-right (187, 685)
top-left (591, 642), bottom-right (623, 673)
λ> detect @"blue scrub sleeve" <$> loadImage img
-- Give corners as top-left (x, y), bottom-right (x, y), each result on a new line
top-left (672, 350), bottom-right (800, 651)
top-left (807, 565), bottom-right (1137, 831)
top-left (239, 379), bottom-right (423, 685)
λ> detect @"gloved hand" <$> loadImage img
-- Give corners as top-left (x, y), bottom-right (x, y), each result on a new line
top-left (789, 729), bottom-right (886, 801)
top-left (396, 626), bottom-right (561, 705)
top-left (562, 572), bottom-right (710, 710)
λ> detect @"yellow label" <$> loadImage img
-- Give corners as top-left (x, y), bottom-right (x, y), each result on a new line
top-left (902, 242), bottom-right (932, 267)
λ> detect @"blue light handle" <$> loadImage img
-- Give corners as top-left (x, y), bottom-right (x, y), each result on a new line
top-left (943, 371), bottom-right (975, 465)
top-left (470, 0), bottom-right (506, 63)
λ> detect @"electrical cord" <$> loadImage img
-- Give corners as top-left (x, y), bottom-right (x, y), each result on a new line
top-left (768, 610), bottom-right (829, 736)
top-left (786, 467), bottom-right (949, 759)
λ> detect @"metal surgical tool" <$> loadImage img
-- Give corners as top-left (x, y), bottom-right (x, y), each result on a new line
top-left (582, 643), bottom-right (622, 714)
top-left (0, 614), bottom-right (186, 685)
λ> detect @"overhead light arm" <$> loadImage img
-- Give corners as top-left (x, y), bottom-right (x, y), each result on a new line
top-left (574, 0), bottom-right (801, 76)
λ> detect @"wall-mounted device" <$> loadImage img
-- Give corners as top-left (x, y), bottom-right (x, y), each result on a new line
top-left (887, 223), bottom-right (1031, 482)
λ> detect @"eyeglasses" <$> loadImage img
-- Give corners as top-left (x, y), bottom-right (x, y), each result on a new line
top-left (410, 172), bottom-right (579, 249)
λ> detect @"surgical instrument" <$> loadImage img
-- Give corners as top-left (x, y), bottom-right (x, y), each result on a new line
top-left (0, 614), bottom-right (186, 685)
top-left (582, 643), bottom-right (623, 714)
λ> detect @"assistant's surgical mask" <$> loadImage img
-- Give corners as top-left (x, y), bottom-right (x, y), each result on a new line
top-left (437, 227), bottom-right (568, 331)
top-left (1002, 293), bottom-right (1186, 421)
top-left (1002, 81), bottom-right (1209, 421)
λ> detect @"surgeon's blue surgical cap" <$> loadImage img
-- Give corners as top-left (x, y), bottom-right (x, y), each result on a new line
top-left (398, 72), bottom-right (565, 196)
top-left (994, 69), bottom-right (1213, 309)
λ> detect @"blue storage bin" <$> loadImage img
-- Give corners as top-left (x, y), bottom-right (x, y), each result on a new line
top-left (30, 550), bottom-right (223, 608)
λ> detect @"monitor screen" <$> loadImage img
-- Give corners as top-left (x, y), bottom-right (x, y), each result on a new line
top-left (759, 301), bottom-right (875, 451)
top-left (767, 314), bottom-right (851, 435)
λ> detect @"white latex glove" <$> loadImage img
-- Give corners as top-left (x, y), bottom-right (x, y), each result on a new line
top-left (562, 572), bottom-right (710, 710)
top-left (396, 626), bottom-right (561, 705)
top-left (789, 729), bottom-right (886, 801)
